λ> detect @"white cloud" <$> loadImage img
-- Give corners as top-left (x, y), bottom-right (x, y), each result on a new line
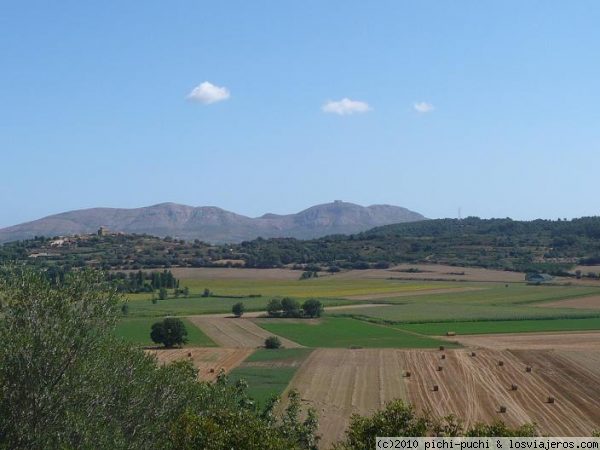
top-left (413, 101), bottom-right (434, 113)
top-left (187, 81), bottom-right (230, 104)
top-left (322, 98), bottom-right (371, 115)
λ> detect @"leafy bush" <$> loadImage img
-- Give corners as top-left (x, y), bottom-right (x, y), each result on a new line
top-left (265, 336), bottom-right (282, 349)
top-left (232, 302), bottom-right (245, 317)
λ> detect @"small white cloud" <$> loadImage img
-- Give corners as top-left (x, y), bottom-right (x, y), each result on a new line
top-left (187, 81), bottom-right (230, 104)
top-left (413, 101), bottom-right (434, 113)
top-left (322, 98), bottom-right (371, 115)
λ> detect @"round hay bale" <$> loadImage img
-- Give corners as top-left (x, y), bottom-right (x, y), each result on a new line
top-left (439, 345), bottom-right (445, 351)
top-left (433, 385), bottom-right (439, 392)
top-left (187, 352), bottom-right (192, 358)
top-left (498, 361), bottom-right (504, 366)
top-left (470, 351), bottom-right (477, 357)
top-left (404, 371), bottom-right (411, 378)
top-left (526, 366), bottom-right (532, 373)
top-left (437, 366), bottom-right (443, 371)
top-left (547, 396), bottom-right (555, 404)
top-left (440, 354), bottom-right (446, 360)
top-left (499, 406), bottom-right (507, 413)
top-left (511, 384), bottom-right (518, 391)
top-left (446, 331), bottom-right (456, 337)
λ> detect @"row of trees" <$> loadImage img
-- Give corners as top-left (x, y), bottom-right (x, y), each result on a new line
top-left (107, 269), bottom-right (180, 293)
top-left (267, 298), bottom-right (323, 318)
top-left (230, 298), bottom-right (323, 319)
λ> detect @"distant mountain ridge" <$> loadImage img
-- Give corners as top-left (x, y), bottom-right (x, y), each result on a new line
top-left (0, 201), bottom-right (425, 244)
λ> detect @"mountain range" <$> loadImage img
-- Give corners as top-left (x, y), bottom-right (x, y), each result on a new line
top-left (0, 201), bottom-right (425, 244)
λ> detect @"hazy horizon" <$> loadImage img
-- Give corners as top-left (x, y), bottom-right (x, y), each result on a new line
top-left (2, 1), bottom-right (599, 228)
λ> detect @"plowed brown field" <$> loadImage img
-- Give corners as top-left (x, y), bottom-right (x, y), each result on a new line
top-left (188, 317), bottom-right (302, 348)
top-left (146, 347), bottom-right (253, 381)
top-left (284, 348), bottom-right (600, 448)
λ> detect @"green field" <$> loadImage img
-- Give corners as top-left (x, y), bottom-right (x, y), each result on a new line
top-left (395, 317), bottom-right (600, 335)
top-left (113, 317), bottom-right (216, 347)
top-left (125, 296), bottom-right (354, 317)
top-left (329, 284), bottom-right (600, 323)
top-left (228, 348), bottom-right (313, 408)
top-left (128, 278), bottom-right (458, 301)
top-left (256, 317), bottom-right (455, 348)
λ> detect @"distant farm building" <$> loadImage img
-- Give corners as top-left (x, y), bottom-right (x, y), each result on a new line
top-left (98, 226), bottom-right (109, 236)
top-left (525, 273), bottom-right (554, 284)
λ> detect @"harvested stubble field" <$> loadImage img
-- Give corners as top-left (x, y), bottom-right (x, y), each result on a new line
top-left (188, 317), bottom-right (302, 348)
top-left (282, 348), bottom-right (600, 448)
top-left (146, 347), bottom-right (253, 381)
top-left (447, 331), bottom-right (600, 350)
top-left (280, 348), bottom-right (408, 447)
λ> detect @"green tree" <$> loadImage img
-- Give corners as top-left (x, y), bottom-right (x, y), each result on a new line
top-left (301, 299), bottom-right (323, 318)
top-left (266, 298), bottom-right (283, 317)
top-left (202, 288), bottom-right (212, 297)
top-left (150, 318), bottom-right (188, 348)
top-left (265, 336), bottom-right (282, 349)
top-left (0, 267), bottom-right (197, 449)
top-left (281, 297), bottom-right (301, 318)
top-left (232, 302), bottom-right (245, 317)
top-left (158, 286), bottom-right (168, 300)
top-left (183, 286), bottom-right (190, 297)
top-left (333, 400), bottom-right (430, 449)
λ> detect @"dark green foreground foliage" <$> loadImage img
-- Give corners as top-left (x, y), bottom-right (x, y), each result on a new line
top-left (0, 267), bottom-right (318, 450)
top-left (333, 400), bottom-right (538, 450)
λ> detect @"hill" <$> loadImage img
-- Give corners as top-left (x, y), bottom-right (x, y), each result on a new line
top-left (0, 201), bottom-right (425, 244)
top-left (234, 216), bottom-right (600, 272)
top-left (3, 216), bottom-right (600, 274)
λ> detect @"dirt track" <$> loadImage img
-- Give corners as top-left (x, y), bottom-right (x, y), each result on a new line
top-left (284, 348), bottom-right (600, 448)
top-left (446, 332), bottom-right (600, 350)
top-left (188, 317), bottom-right (302, 348)
top-left (146, 347), bottom-right (253, 381)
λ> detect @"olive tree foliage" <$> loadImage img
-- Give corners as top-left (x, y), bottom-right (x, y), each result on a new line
top-left (170, 380), bottom-right (319, 450)
top-left (332, 400), bottom-right (538, 450)
top-left (0, 267), bottom-right (193, 449)
top-left (0, 266), bottom-right (319, 450)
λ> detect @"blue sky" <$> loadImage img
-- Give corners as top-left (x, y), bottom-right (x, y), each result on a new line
top-left (1, 1), bottom-right (599, 228)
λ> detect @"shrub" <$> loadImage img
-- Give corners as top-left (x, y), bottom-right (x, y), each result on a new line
top-left (150, 318), bottom-right (188, 348)
top-left (232, 302), bottom-right (245, 317)
top-left (265, 336), bottom-right (282, 349)
top-left (158, 287), bottom-right (168, 300)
